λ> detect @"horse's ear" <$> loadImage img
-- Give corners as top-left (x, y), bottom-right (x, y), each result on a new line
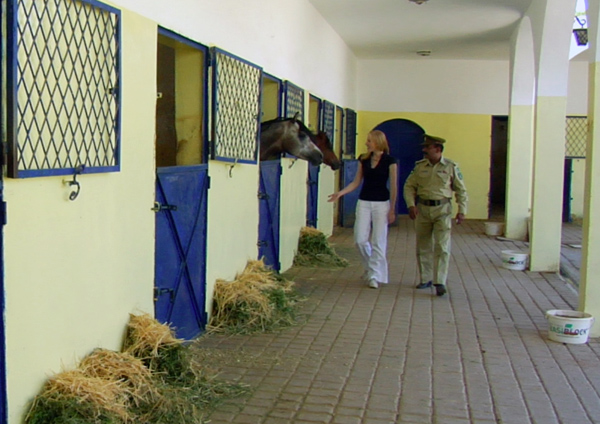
top-left (292, 111), bottom-right (300, 122)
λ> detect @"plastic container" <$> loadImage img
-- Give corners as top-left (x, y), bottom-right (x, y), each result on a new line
top-left (546, 309), bottom-right (595, 344)
top-left (484, 221), bottom-right (504, 236)
top-left (501, 250), bottom-right (528, 271)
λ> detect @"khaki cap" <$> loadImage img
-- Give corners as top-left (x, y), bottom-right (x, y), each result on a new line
top-left (422, 134), bottom-right (446, 146)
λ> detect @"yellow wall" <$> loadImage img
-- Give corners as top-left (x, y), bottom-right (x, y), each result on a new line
top-left (3, 10), bottom-right (157, 423)
top-left (279, 158), bottom-right (308, 271)
top-left (308, 97), bottom-right (320, 132)
top-left (358, 111), bottom-right (491, 220)
top-left (205, 161), bottom-right (260, 312)
top-left (262, 79), bottom-right (280, 121)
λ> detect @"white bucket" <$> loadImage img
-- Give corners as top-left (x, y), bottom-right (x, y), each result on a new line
top-left (484, 221), bottom-right (504, 236)
top-left (546, 309), bottom-right (595, 344)
top-left (501, 250), bottom-right (528, 271)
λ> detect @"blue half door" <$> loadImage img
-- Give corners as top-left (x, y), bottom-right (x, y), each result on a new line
top-left (258, 160), bottom-right (282, 271)
top-left (374, 119), bottom-right (425, 214)
top-left (340, 159), bottom-right (360, 227)
top-left (307, 164), bottom-right (319, 227)
top-left (154, 165), bottom-right (208, 340)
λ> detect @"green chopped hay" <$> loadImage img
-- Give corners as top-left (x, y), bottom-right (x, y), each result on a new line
top-left (132, 372), bottom-right (250, 424)
top-left (26, 315), bottom-right (250, 424)
top-left (293, 226), bottom-right (349, 267)
top-left (208, 259), bottom-right (301, 334)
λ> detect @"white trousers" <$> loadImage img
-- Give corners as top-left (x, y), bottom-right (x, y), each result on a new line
top-left (354, 199), bottom-right (390, 284)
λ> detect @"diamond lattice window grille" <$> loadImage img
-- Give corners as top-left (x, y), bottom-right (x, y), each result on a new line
top-left (6, 0), bottom-right (121, 178)
top-left (322, 100), bottom-right (335, 143)
top-left (211, 49), bottom-right (261, 163)
top-left (284, 81), bottom-right (304, 121)
top-left (345, 108), bottom-right (357, 158)
top-left (565, 116), bottom-right (587, 159)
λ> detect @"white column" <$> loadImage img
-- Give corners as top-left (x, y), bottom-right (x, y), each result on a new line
top-left (506, 18), bottom-right (535, 241)
top-left (528, 0), bottom-right (577, 272)
top-left (579, 0), bottom-right (600, 336)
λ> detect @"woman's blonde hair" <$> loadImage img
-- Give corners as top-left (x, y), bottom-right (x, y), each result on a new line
top-left (363, 130), bottom-right (390, 159)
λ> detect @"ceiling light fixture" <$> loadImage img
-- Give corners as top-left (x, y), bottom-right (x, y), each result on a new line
top-left (408, 0), bottom-right (428, 4)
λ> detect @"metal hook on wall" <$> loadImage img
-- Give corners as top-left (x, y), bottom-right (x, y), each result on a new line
top-left (66, 164), bottom-right (85, 201)
top-left (229, 158), bottom-right (239, 178)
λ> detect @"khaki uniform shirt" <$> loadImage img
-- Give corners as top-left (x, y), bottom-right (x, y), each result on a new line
top-left (403, 157), bottom-right (468, 214)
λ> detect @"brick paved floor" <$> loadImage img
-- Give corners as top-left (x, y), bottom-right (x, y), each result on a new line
top-left (196, 217), bottom-right (599, 424)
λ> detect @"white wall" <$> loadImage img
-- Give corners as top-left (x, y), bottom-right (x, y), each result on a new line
top-left (357, 57), bottom-right (588, 115)
top-left (111, 0), bottom-right (358, 109)
top-left (567, 60), bottom-right (588, 115)
top-left (357, 59), bottom-right (510, 114)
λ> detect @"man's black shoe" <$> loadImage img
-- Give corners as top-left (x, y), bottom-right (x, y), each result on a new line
top-left (416, 281), bottom-right (432, 289)
top-left (434, 284), bottom-right (446, 297)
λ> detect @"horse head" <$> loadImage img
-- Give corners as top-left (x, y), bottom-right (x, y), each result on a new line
top-left (314, 131), bottom-right (341, 170)
top-left (260, 117), bottom-right (323, 166)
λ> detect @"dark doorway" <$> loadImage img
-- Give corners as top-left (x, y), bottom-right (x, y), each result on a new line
top-left (563, 159), bottom-right (573, 223)
top-left (490, 116), bottom-right (508, 218)
top-left (374, 119), bottom-right (425, 215)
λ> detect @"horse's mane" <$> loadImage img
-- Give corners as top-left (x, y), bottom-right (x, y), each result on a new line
top-left (261, 116), bottom-right (318, 141)
top-left (260, 117), bottom-right (290, 131)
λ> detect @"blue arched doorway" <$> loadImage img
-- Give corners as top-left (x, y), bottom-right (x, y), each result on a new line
top-left (374, 119), bottom-right (425, 214)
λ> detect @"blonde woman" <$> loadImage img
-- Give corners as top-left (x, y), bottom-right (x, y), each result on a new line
top-left (328, 130), bottom-right (398, 289)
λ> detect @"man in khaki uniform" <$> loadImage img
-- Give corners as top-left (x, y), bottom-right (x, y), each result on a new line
top-left (403, 134), bottom-right (468, 297)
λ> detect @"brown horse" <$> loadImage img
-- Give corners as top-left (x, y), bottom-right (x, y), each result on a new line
top-left (260, 116), bottom-right (323, 166)
top-left (314, 131), bottom-right (341, 170)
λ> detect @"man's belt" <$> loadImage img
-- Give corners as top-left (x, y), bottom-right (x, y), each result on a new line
top-left (417, 198), bottom-right (450, 207)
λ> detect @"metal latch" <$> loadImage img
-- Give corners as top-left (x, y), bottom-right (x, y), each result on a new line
top-left (151, 202), bottom-right (178, 212)
top-left (154, 287), bottom-right (175, 302)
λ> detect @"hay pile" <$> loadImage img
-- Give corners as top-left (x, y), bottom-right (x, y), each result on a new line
top-left (208, 259), bottom-right (300, 334)
top-left (25, 313), bottom-right (249, 424)
top-left (293, 226), bottom-right (349, 267)
top-left (122, 313), bottom-right (188, 381)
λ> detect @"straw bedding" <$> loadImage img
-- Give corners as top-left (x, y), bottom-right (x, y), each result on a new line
top-left (293, 226), bottom-right (349, 267)
top-left (25, 314), bottom-right (248, 424)
top-left (208, 259), bottom-right (300, 334)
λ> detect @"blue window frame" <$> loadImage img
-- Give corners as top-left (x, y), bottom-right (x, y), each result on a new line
top-left (5, 0), bottom-right (122, 178)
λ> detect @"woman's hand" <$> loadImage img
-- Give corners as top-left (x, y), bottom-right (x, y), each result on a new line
top-left (388, 210), bottom-right (396, 224)
top-left (328, 192), bottom-right (341, 202)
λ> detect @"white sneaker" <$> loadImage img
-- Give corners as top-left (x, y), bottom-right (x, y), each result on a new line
top-left (368, 279), bottom-right (379, 289)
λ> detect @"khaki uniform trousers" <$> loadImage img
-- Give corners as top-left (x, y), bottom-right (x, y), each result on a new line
top-left (415, 202), bottom-right (452, 286)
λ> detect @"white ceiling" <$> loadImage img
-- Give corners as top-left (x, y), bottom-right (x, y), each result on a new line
top-left (309, 0), bottom-right (534, 60)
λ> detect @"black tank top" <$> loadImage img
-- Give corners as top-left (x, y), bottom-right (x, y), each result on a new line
top-left (358, 153), bottom-right (397, 201)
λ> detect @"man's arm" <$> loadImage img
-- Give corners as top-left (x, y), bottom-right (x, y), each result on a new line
top-left (403, 166), bottom-right (418, 220)
top-left (388, 163), bottom-right (398, 224)
top-left (452, 163), bottom-right (468, 223)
